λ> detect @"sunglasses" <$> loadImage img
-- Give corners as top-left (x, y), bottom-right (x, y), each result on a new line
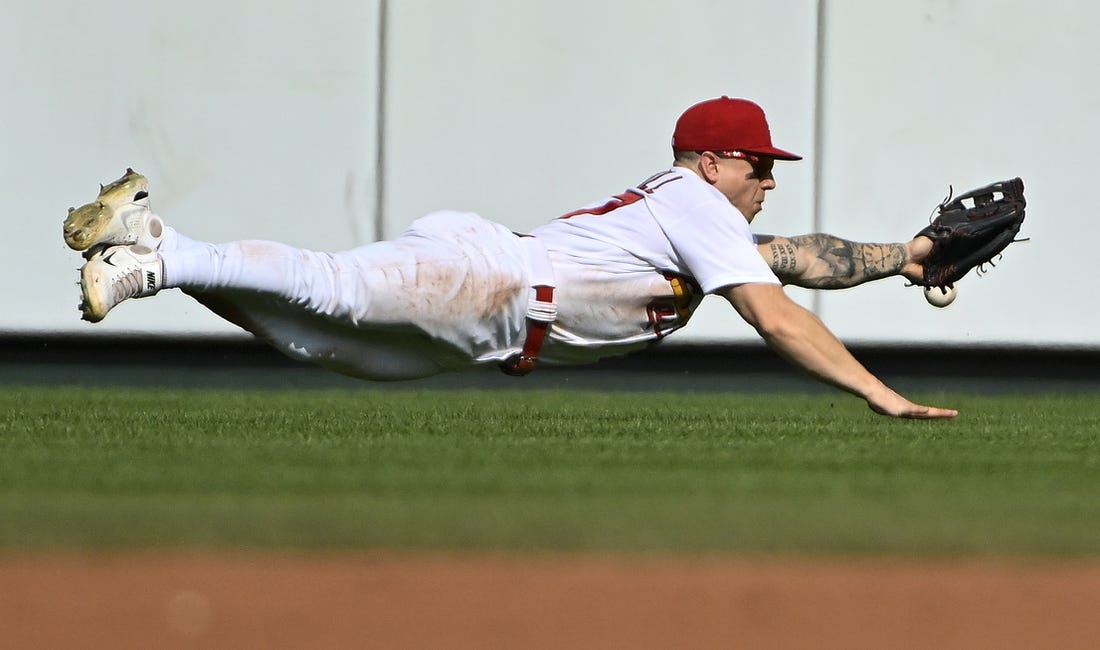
top-left (700, 150), bottom-right (774, 177)
top-left (709, 150), bottom-right (762, 162)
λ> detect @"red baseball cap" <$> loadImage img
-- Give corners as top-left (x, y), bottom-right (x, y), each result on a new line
top-left (672, 96), bottom-right (802, 161)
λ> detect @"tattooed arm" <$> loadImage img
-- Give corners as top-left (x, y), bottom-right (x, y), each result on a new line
top-left (756, 234), bottom-right (930, 289)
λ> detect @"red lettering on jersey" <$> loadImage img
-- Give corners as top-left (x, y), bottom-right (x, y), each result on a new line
top-left (646, 301), bottom-right (679, 338)
top-left (558, 171), bottom-right (682, 219)
top-left (645, 273), bottom-right (700, 338)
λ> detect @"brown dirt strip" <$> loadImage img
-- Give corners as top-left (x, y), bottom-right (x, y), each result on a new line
top-left (2, 553), bottom-right (1099, 649)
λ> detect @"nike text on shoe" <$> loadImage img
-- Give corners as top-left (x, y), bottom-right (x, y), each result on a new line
top-left (63, 168), bottom-right (165, 259)
top-left (79, 245), bottom-right (164, 323)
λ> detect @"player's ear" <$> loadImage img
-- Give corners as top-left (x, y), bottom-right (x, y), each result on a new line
top-left (698, 151), bottom-right (721, 183)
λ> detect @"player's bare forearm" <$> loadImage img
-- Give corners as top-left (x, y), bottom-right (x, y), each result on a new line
top-left (756, 234), bottom-right (914, 289)
top-left (722, 283), bottom-right (957, 419)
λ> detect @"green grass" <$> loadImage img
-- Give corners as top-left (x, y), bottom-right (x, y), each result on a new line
top-left (1, 386), bottom-right (1099, 556)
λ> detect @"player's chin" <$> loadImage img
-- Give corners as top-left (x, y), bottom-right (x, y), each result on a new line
top-left (736, 201), bottom-right (764, 222)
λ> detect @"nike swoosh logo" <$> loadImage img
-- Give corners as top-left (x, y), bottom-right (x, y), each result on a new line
top-left (100, 250), bottom-right (121, 267)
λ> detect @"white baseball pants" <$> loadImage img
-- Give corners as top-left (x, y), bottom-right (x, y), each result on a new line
top-left (157, 211), bottom-right (540, 380)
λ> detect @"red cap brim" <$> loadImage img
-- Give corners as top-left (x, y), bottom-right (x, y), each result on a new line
top-left (743, 145), bottom-right (802, 161)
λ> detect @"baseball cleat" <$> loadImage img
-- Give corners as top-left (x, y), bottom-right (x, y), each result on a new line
top-left (79, 244), bottom-right (164, 323)
top-left (63, 168), bottom-right (165, 260)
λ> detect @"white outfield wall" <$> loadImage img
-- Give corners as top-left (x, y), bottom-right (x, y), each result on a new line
top-left (5, 0), bottom-right (1097, 347)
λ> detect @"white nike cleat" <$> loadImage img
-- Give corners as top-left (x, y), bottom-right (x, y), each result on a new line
top-left (79, 245), bottom-right (164, 323)
top-left (63, 168), bottom-right (165, 259)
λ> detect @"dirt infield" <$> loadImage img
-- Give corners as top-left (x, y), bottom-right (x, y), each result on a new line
top-left (3, 553), bottom-right (1100, 649)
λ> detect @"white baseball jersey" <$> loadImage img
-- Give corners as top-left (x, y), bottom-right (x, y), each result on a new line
top-left (533, 167), bottom-right (780, 365)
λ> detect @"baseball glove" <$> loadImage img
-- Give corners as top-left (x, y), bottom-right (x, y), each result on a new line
top-left (915, 177), bottom-right (1027, 288)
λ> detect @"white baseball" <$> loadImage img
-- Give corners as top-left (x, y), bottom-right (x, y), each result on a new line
top-left (924, 284), bottom-right (958, 308)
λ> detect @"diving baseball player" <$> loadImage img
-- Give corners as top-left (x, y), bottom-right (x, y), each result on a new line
top-left (64, 96), bottom-right (984, 418)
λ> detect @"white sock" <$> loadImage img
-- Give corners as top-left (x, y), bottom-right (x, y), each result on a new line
top-left (158, 230), bottom-right (345, 313)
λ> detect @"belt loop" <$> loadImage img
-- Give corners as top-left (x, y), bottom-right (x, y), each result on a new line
top-left (501, 236), bottom-right (556, 376)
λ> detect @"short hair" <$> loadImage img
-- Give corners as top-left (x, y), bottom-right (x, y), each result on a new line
top-left (672, 150), bottom-right (701, 165)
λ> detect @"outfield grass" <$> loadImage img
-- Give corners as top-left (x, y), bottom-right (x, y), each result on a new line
top-left (1, 386), bottom-right (1099, 555)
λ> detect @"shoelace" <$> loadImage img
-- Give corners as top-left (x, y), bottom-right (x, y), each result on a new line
top-left (110, 267), bottom-right (146, 304)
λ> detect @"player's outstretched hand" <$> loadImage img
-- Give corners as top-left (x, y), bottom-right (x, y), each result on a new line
top-left (901, 236), bottom-right (933, 286)
top-left (865, 385), bottom-right (958, 419)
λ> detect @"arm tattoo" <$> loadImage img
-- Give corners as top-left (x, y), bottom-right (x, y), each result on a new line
top-left (773, 234), bottom-right (908, 289)
top-left (769, 241), bottom-right (798, 274)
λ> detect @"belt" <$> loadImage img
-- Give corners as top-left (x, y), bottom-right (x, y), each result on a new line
top-left (500, 235), bottom-right (557, 376)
